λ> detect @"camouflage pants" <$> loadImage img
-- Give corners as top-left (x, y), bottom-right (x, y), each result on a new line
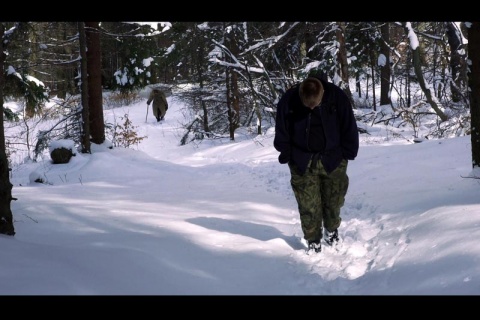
top-left (288, 158), bottom-right (349, 242)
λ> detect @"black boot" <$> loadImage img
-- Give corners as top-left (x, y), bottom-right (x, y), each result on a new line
top-left (325, 229), bottom-right (339, 246)
top-left (307, 240), bottom-right (321, 253)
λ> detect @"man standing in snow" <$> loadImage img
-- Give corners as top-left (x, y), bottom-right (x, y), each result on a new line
top-left (147, 88), bottom-right (168, 122)
top-left (274, 75), bottom-right (359, 253)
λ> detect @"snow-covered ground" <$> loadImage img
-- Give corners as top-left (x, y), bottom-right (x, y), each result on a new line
top-left (2, 89), bottom-right (479, 295)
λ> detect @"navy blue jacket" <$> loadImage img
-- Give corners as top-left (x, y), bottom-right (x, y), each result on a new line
top-left (274, 77), bottom-right (359, 175)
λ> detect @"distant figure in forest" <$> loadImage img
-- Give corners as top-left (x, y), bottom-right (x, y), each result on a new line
top-left (147, 88), bottom-right (168, 122)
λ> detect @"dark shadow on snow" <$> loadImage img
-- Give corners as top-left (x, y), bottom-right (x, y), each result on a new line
top-left (187, 216), bottom-right (305, 250)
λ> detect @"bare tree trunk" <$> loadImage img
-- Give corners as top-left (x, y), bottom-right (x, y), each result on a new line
top-left (226, 66), bottom-right (240, 141)
top-left (85, 21), bottom-right (105, 145)
top-left (198, 82), bottom-right (209, 136)
top-left (78, 22), bottom-right (91, 154)
top-left (468, 22), bottom-right (480, 169)
top-left (244, 61), bottom-right (262, 135)
top-left (403, 22), bottom-right (447, 122)
top-left (335, 22), bottom-right (355, 108)
top-left (226, 67), bottom-right (234, 140)
top-left (355, 73), bottom-right (361, 98)
top-left (192, 27), bottom-right (211, 137)
top-left (370, 49), bottom-right (377, 111)
top-left (446, 22), bottom-right (466, 103)
top-left (225, 23), bottom-right (240, 141)
top-left (406, 50), bottom-right (411, 108)
top-left (0, 24), bottom-right (15, 236)
top-left (380, 23), bottom-right (392, 106)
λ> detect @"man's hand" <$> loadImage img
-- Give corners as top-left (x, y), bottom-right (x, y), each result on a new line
top-left (278, 152), bottom-right (290, 164)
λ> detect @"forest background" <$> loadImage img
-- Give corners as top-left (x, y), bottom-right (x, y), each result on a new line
top-left (0, 21), bottom-right (480, 236)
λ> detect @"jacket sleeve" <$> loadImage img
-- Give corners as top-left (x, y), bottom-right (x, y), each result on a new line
top-left (273, 90), bottom-right (292, 164)
top-left (336, 88), bottom-right (359, 160)
top-left (162, 93), bottom-right (168, 110)
top-left (147, 92), bottom-right (153, 105)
